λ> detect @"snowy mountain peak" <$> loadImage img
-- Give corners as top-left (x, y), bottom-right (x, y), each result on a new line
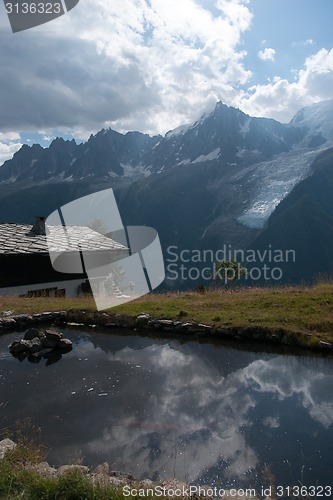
top-left (290, 99), bottom-right (333, 145)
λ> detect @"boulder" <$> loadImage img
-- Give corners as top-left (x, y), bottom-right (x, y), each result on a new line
top-left (140, 479), bottom-right (154, 487)
top-left (27, 353), bottom-right (42, 363)
top-left (58, 338), bottom-right (73, 352)
top-left (135, 314), bottom-right (151, 326)
top-left (319, 341), bottom-right (333, 350)
top-left (93, 462), bottom-right (109, 475)
top-left (40, 337), bottom-right (58, 349)
top-left (0, 438), bottom-right (16, 459)
top-left (24, 328), bottom-right (43, 341)
top-left (27, 461), bottom-right (57, 477)
top-left (0, 318), bottom-right (16, 327)
top-left (29, 338), bottom-right (43, 353)
top-left (9, 340), bottom-right (32, 355)
top-left (57, 465), bottom-right (89, 476)
top-left (110, 470), bottom-right (135, 480)
top-left (9, 328), bottom-right (72, 364)
top-left (44, 330), bottom-right (63, 341)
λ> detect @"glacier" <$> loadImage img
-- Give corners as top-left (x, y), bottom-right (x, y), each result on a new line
top-left (237, 147), bottom-right (327, 229)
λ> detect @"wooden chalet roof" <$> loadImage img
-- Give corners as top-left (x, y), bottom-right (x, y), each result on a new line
top-left (0, 223), bottom-right (128, 255)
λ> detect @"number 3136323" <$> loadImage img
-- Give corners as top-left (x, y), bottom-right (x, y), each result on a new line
top-left (5, 3), bottom-right (62, 14)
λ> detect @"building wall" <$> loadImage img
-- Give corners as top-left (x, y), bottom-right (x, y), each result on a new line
top-left (0, 253), bottom-right (87, 288)
top-left (0, 278), bottom-right (87, 298)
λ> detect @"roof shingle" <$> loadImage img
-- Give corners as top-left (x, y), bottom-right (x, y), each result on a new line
top-left (0, 223), bottom-right (128, 255)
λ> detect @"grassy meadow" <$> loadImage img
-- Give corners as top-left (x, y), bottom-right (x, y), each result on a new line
top-left (1, 283), bottom-right (333, 345)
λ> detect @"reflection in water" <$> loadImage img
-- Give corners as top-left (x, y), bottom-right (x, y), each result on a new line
top-left (0, 329), bottom-right (332, 488)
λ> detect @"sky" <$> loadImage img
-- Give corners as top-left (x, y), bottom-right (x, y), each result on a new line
top-left (0, 0), bottom-right (333, 164)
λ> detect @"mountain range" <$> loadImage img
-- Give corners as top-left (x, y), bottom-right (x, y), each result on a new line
top-left (1, 99), bottom-right (333, 286)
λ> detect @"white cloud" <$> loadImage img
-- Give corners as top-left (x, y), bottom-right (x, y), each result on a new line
top-left (0, 132), bottom-right (20, 141)
top-left (0, 141), bottom-right (22, 165)
top-left (292, 39), bottom-right (316, 47)
top-left (0, 0), bottom-right (253, 136)
top-left (0, 133), bottom-right (22, 164)
top-left (243, 358), bottom-right (333, 429)
top-left (239, 48), bottom-right (333, 122)
top-left (257, 47), bottom-right (276, 61)
top-left (0, 0), bottom-right (332, 139)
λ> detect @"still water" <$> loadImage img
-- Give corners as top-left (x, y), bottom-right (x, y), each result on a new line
top-left (0, 327), bottom-right (332, 489)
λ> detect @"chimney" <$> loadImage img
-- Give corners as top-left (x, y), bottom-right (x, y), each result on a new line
top-left (30, 216), bottom-right (46, 235)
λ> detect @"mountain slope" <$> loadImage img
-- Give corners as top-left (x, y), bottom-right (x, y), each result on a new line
top-left (249, 147), bottom-right (333, 282)
top-left (290, 98), bottom-right (333, 146)
top-left (1, 100), bottom-right (333, 284)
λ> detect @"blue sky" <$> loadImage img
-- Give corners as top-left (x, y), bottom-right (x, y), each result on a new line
top-left (241, 0), bottom-right (333, 82)
top-left (0, 0), bottom-right (332, 163)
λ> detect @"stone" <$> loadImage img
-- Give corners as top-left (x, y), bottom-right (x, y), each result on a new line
top-left (0, 438), bottom-right (16, 459)
top-left (24, 328), bottom-right (43, 341)
top-left (140, 479), bottom-right (154, 487)
top-left (182, 323), bottom-right (194, 330)
top-left (57, 464), bottom-right (89, 476)
top-left (109, 476), bottom-right (126, 486)
top-left (90, 472), bottom-right (110, 487)
top-left (1, 310), bottom-right (15, 316)
top-left (9, 340), bottom-right (32, 354)
top-left (34, 461), bottom-right (57, 477)
top-left (58, 338), bottom-right (73, 352)
top-left (110, 470), bottom-right (135, 480)
top-left (93, 462), bottom-right (109, 475)
top-left (319, 341), bottom-right (333, 350)
top-left (27, 353), bottom-right (42, 363)
top-left (45, 352), bottom-right (62, 365)
top-left (29, 338), bottom-right (43, 353)
top-left (0, 318), bottom-right (16, 327)
top-left (154, 319), bottom-right (175, 330)
top-left (44, 330), bottom-right (63, 341)
top-left (40, 336), bottom-right (58, 349)
top-left (192, 324), bottom-right (212, 334)
top-left (113, 314), bottom-right (135, 327)
top-left (157, 320), bottom-right (174, 326)
top-left (136, 314), bottom-right (151, 324)
top-left (12, 314), bottom-right (34, 324)
top-left (39, 312), bottom-right (61, 321)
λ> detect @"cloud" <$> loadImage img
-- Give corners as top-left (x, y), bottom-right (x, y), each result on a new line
top-left (257, 47), bottom-right (276, 61)
top-left (0, 132), bottom-right (20, 141)
top-left (0, 0), bottom-right (253, 136)
top-left (292, 39), bottom-right (316, 47)
top-left (242, 358), bottom-right (333, 429)
top-left (239, 48), bottom-right (333, 122)
top-left (0, 133), bottom-right (22, 164)
top-left (0, 0), bottom-right (332, 142)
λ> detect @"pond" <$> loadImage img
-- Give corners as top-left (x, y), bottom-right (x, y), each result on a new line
top-left (0, 327), bottom-right (332, 490)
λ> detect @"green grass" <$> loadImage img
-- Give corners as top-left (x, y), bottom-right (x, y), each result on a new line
top-left (1, 283), bottom-right (333, 345)
top-left (0, 421), bottom-right (139, 499)
top-left (0, 456), bottom-right (125, 499)
top-left (0, 421), bottom-right (122, 499)
top-left (111, 283), bottom-right (333, 343)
